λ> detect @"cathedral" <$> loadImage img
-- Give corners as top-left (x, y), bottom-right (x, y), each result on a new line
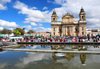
top-left (51, 8), bottom-right (87, 36)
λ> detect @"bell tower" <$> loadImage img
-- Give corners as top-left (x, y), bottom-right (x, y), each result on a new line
top-left (79, 7), bottom-right (87, 36)
top-left (79, 7), bottom-right (86, 21)
top-left (51, 10), bottom-right (60, 36)
top-left (51, 10), bottom-right (58, 22)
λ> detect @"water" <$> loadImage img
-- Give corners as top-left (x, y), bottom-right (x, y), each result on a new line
top-left (0, 45), bottom-right (100, 69)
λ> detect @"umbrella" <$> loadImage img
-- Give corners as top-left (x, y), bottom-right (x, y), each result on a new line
top-left (0, 35), bottom-right (3, 37)
top-left (46, 36), bottom-right (50, 38)
top-left (35, 35), bottom-right (42, 37)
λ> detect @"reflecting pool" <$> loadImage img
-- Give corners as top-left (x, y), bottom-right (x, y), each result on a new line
top-left (0, 45), bottom-right (100, 69)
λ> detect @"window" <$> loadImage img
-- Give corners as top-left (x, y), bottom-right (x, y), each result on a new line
top-left (54, 32), bottom-right (55, 35)
top-left (82, 32), bottom-right (84, 35)
top-left (76, 28), bottom-right (78, 32)
top-left (59, 29), bottom-right (62, 33)
top-left (54, 28), bottom-right (55, 31)
top-left (82, 27), bottom-right (84, 35)
top-left (82, 16), bottom-right (84, 20)
top-left (53, 18), bottom-right (55, 21)
top-left (82, 27), bottom-right (84, 30)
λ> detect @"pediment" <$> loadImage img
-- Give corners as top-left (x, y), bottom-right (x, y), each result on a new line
top-left (62, 13), bottom-right (74, 19)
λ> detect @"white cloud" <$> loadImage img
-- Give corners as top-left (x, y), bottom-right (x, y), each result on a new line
top-left (25, 29), bottom-right (28, 32)
top-left (0, 0), bottom-right (11, 4)
top-left (14, 0), bottom-right (100, 29)
top-left (87, 18), bottom-right (100, 29)
top-left (0, 63), bottom-right (7, 69)
top-left (39, 24), bottom-right (43, 26)
top-left (49, 0), bottom-right (100, 29)
top-left (54, 0), bottom-right (67, 5)
top-left (43, 6), bottom-right (48, 10)
top-left (30, 22), bottom-right (37, 26)
top-left (47, 0), bottom-right (66, 5)
top-left (30, 22), bottom-right (43, 27)
top-left (24, 25), bottom-right (32, 30)
top-left (33, 27), bottom-right (51, 32)
top-left (0, 0), bottom-right (11, 10)
top-left (0, 27), bottom-right (14, 31)
top-left (15, 52), bottom-right (51, 69)
top-left (14, 1), bottom-right (51, 23)
top-left (0, 19), bottom-right (19, 28)
top-left (0, 27), bottom-right (3, 30)
top-left (8, 28), bottom-right (14, 31)
top-left (31, 7), bottom-right (37, 10)
top-left (0, 4), bottom-right (6, 10)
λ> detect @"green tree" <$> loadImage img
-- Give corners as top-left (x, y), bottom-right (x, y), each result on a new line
top-left (0, 31), bottom-right (1, 34)
top-left (1, 29), bottom-right (12, 34)
top-left (7, 30), bottom-right (12, 34)
top-left (13, 28), bottom-right (25, 36)
top-left (13, 30), bottom-right (21, 36)
top-left (1, 29), bottom-right (8, 34)
top-left (27, 30), bottom-right (35, 34)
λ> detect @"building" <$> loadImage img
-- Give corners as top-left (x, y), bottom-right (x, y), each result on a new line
top-left (24, 32), bottom-right (51, 37)
top-left (87, 29), bottom-right (100, 36)
top-left (36, 32), bottom-right (51, 36)
top-left (51, 8), bottom-right (87, 36)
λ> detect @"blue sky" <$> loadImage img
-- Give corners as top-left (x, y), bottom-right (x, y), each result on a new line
top-left (0, 0), bottom-right (100, 32)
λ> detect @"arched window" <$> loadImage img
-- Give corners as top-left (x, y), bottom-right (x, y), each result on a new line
top-left (53, 18), bottom-right (55, 21)
top-left (82, 16), bottom-right (84, 20)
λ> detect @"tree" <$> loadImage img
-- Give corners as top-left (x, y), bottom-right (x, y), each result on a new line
top-left (0, 31), bottom-right (1, 34)
top-left (13, 28), bottom-right (25, 36)
top-left (27, 30), bottom-right (35, 34)
top-left (1, 29), bottom-right (8, 34)
top-left (13, 30), bottom-right (21, 36)
top-left (7, 30), bottom-right (12, 34)
top-left (1, 29), bottom-right (12, 34)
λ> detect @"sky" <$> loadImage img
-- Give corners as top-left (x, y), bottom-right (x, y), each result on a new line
top-left (0, 0), bottom-right (100, 32)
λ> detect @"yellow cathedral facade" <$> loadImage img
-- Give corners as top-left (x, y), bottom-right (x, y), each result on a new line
top-left (51, 8), bottom-right (87, 36)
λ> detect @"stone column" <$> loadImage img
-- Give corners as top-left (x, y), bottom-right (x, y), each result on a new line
top-left (70, 26), bottom-right (74, 36)
top-left (79, 27), bottom-right (82, 36)
top-left (66, 27), bottom-right (68, 35)
top-left (67, 27), bottom-right (69, 36)
top-left (64, 26), bottom-right (66, 35)
top-left (70, 27), bottom-right (73, 36)
top-left (69, 27), bottom-right (71, 36)
top-left (56, 27), bottom-right (59, 36)
top-left (73, 26), bottom-right (75, 36)
top-left (55, 27), bottom-right (56, 36)
top-left (57, 27), bottom-right (59, 36)
top-left (84, 26), bottom-right (86, 36)
top-left (51, 27), bottom-right (54, 36)
top-left (62, 27), bottom-right (64, 36)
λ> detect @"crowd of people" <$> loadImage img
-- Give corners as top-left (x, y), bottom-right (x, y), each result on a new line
top-left (17, 35), bottom-right (100, 43)
top-left (0, 35), bottom-right (100, 43)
